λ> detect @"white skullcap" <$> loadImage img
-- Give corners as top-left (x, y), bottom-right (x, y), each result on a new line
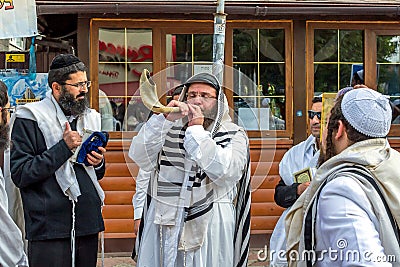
top-left (341, 88), bottom-right (391, 137)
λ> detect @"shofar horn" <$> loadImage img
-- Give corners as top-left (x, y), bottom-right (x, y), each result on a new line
top-left (140, 69), bottom-right (180, 113)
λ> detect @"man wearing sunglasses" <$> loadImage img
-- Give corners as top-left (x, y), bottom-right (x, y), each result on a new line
top-left (269, 96), bottom-right (322, 266)
top-left (10, 54), bottom-right (106, 267)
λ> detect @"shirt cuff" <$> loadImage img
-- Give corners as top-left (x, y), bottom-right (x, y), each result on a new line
top-left (184, 125), bottom-right (210, 158)
top-left (94, 159), bottom-right (104, 170)
top-left (134, 207), bottom-right (144, 220)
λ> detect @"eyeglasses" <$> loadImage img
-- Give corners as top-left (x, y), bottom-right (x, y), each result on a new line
top-left (61, 80), bottom-right (91, 89)
top-left (186, 92), bottom-right (217, 100)
top-left (2, 106), bottom-right (16, 114)
top-left (308, 110), bottom-right (321, 120)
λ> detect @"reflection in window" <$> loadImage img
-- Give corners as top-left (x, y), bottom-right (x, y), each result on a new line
top-left (124, 99), bottom-right (152, 131)
top-left (166, 33), bottom-right (214, 102)
top-left (98, 28), bottom-right (153, 131)
top-left (314, 29), bottom-right (363, 93)
top-left (99, 89), bottom-right (114, 131)
top-left (233, 28), bottom-right (286, 130)
top-left (377, 35), bottom-right (400, 124)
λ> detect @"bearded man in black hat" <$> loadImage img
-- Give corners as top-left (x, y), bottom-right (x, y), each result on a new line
top-left (10, 54), bottom-right (106, 267)
top-left (129, 72), bottom-right (251, 267)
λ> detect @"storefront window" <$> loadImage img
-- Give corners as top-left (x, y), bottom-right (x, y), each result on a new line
top-left (313, 29), bottom-right (364, 93)
top-left (377, 35), bottom-right (400, 124)
top-left (92, 20), bottom-right (292, 137)
top-left (98, 28), bottom-right (153, 131)
top-left (233, 28), bottom-right (286, 131)
top-left (165, 33), bottom-right (214, 100)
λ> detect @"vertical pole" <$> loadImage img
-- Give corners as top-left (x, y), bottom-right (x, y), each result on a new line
top-left (212, 0), bottom-right (226, 85)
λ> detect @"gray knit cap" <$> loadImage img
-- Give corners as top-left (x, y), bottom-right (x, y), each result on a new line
top-left (341, 88), bottom-right (391, 137)
top-left (184, 72), bottom-right (220, 92)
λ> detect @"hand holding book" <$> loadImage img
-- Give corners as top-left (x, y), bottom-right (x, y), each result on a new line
top-left (293, 167), bottom-right (312, 183)
top-left (70, 129), bottom-right (109, 166)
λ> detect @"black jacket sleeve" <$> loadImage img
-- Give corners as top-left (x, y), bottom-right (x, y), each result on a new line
top-left (10, 118), bottom-right (74, 188)
top-left (274, 178), bottom-right (300, 208)
top-left (94, 159), bottom-right (106, 180)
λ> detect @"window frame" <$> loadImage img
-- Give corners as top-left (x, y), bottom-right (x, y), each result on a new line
top-left (307, 21), bottom-right (400, 137)
top-left (226, 21), bottom-right (293, 138)
top-left (90, 19), bottom-right (293, 139)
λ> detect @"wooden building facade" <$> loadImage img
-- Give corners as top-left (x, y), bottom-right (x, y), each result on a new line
top-left (28, 0), bottom-right (400, 251)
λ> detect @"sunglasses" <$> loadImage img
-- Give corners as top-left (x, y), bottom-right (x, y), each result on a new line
top-left (308, 110), bottom-right (321, 120)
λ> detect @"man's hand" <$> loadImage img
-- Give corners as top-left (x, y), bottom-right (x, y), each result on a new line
top-left (134, 219), bottom-right (141, 235)
top-left (63, 122), bottom-right (82, 150)
top-left (187, 104), bottom-right (204, 126)
top-left (164, 100), bottom-right (189, 122)
top-left (86, 146), bottom-right (106, 166)
top-left (297, 181), bottom-right (310, 196)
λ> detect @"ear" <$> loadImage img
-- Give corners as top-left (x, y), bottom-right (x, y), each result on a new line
top-left (51, 82), bottom-right (62, 99)
top-left (334, 120), bottom-right (347, 140)
top-left (51, 82), bottom-right (61, 91)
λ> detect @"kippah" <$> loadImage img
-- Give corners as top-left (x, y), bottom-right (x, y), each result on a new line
top-left (50, 54), bottom-right (82, 70)
top-left (341, 88), bottom-right (391, 138)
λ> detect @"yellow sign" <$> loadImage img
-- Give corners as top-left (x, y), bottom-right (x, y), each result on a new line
top-left (320, 93), bottom-right (337, 138)
top-left (6, 54), bottom-right (25, 62)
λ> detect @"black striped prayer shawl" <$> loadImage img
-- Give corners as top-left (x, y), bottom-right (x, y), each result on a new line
top-left (133, 122), bottom-right (251, 267)
top-left (133, 77), bottom-right (250, 266)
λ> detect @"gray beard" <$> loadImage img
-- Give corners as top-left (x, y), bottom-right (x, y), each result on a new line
top-left (203, 118), bottom-right (214, 130)
top-left (202, 103), bottom-right (218, 129)
top-left (59, 87), bottom-right (89, 116)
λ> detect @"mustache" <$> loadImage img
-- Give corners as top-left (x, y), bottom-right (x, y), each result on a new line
top-left (77, 92), bottom-right (87, 98)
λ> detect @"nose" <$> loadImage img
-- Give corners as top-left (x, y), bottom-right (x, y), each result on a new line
top-left (311, 115), bottom-right (320, 123)
top-left (188, 96), bottom-right (202, 105)
top-left (80, 85), bottom-right (88, 93)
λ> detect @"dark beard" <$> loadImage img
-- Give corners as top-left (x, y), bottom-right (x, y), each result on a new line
top-left (317, 149), bottom-right (327, 167)
top-left (317, 142), bottom-right (337, 167)
top-left (59, 87), bottom-right (89, 116)
top-left (0, 123), bottom-right (10, 150)
top-left (202, 103), bottom-right (218, 129)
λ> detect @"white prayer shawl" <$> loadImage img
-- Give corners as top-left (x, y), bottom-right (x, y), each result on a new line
top-left (150, 87), bottom-right (242, 249)
top-left (153, 122), bottom-right (244, 237)
top-left (285, 138), bottom-right (400, 267)
top-left (269, 135), bottom-right (319, 267)
top-left (0, 168), bottom-right (28, 267)
top-left (3, 148), bottom-right (26, 248)
top-left (132, 169), bottom-right (152, 220)
top-left (13, 90), bottom-right (104, 203)
top-left (279, 134), bottom-right (319, 186)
